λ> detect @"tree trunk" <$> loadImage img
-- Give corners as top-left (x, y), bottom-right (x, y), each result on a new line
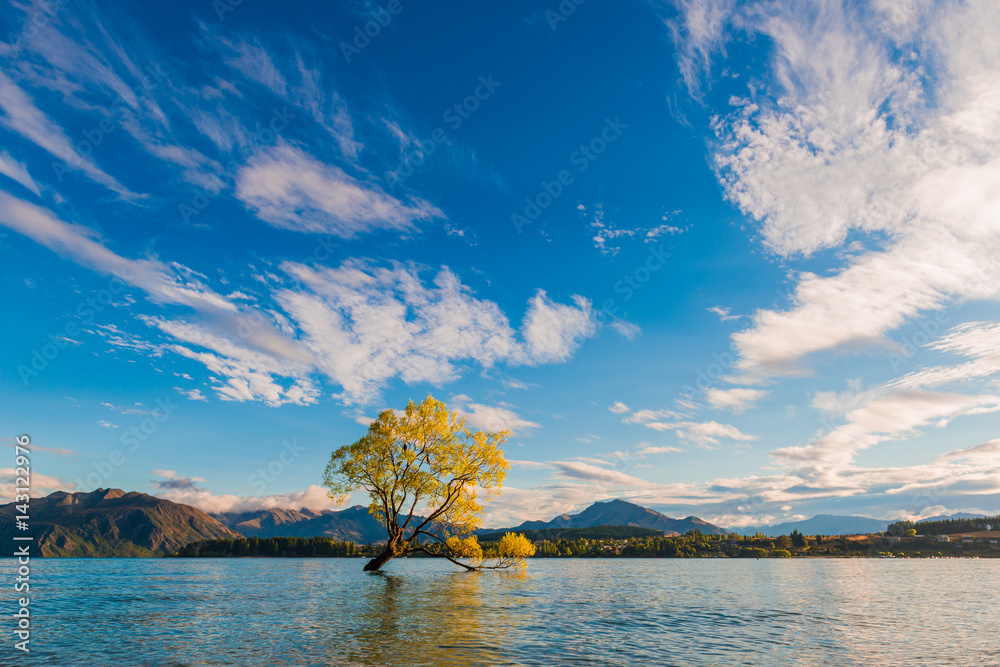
top-left (363, 543), bottom-right (399, 571)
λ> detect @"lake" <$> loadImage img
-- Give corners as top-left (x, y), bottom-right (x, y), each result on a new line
top-left (1, 558), bottom-right (996, 665)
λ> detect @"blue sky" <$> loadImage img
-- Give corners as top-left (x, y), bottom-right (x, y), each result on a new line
top-left (1, 0), bottom-right (999, 528)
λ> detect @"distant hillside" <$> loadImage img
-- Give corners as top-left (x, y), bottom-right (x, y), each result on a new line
top-left (213, 508), bottom-right (327, 537)
top-left (730, 514), bottom-right (890, 537)
top-left (501, 499), bottom-right (727, 536)
top-left (479, 525), bottom-right (664, 542)
top-left (0, 489), bottom-right (241, 556)
top-left (897, 515), bottom-right (997, 536)
top-left (213, 505), bottom-right (392, 543)
top-left (917, 512), bottom-right (986, 524)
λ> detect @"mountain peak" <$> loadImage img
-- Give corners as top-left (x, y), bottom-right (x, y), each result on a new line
top-left (511, 500), bottom-right (726, 535)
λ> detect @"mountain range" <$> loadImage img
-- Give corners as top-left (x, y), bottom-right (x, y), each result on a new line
top-left (504, 499), bottom-right (728, 536)
top-left (0, 489), bottom-right (240, 556)
top-left (729, 515), bottom-right (891, 537)
top-left (8, 489), bottom-right (969, 556)
top-left (730, 512), bottom-right (989, 537)
top-left (212, 505), bottom-right (390, 543)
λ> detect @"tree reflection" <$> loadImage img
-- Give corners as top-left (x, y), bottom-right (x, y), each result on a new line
top-left (332, 566), bottom-right (525, 666)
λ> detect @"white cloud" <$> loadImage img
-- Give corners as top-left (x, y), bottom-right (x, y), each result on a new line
top-left (549, 461), bottom-right (652, 487)
top-left (235, 143), bottom-right (442, 237)
top-left (0, 71), bottom-right (136, 197)
top-left (154, 483), bottom-right (338, 514)
top-left (669, 1), bottom-right (1000, 382)
top-left (773, 390), bottom-right (1000, 473)
top-left (520, 291), bottom-right (597, 364)
top-left (644, 420), bottom-right (758, 448)
top-left (662, 0), bottom-right (734, 99)
top-left (707, 306), bottom-right (741, 322)
top-left (0, 468), bottom-right (74, 499)
top-left (585, 205), bottom-right (683, 255)
top-left (706, 387), bottom-right (769, 413)
top-left (0, 194), bottom-right (236, 313)
top-left (608, 401), bottom-right (631, 414)
top-left (622, 407), bottom-right (686, 424)
top-left (278, 261), bottom-right (597, 403)
top-left (177, 388), bottom-right (208, 402)
top-left (221, 37), bottom-right (288, 96)
top-left (507, 459), bottom-right (552, 470)
top-left (0, 199), bottom-right (604, 405)
top-left (637, 444), bottom-right (682, 455)
top-left (891, 321), bottom-right (1000, 390)
top-left (0, 150), bottom-right (40, 195)
top-left (449, 395), bottom-right (540, 435)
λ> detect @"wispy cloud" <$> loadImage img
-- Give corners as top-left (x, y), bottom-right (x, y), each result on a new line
top-left (0, 150), bottom-right (40, 195)
top-left (0, 71), bottom-right (136, 196)
top-left (235, 142), bottom-right (442, 237)
top-left (644, 420), bottom-right (758, 448)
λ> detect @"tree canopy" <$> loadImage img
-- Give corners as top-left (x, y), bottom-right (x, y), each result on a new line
top-left (322, 395), bottom-right (534, 571)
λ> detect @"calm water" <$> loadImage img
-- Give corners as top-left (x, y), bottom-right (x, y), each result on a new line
top-left (0, 558), bottom-right (996, 666)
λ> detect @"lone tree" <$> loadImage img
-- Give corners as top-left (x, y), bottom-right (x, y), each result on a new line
top-left (323, 395), bottom-right (535, 571)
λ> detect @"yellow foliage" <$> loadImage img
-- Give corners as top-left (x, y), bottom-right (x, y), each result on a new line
top-left (446, 535), bottom-right (484, 562)
top-left (323, 395), bottom-right (511, 569)
top-left (483, 533), bottom-right (536, 569)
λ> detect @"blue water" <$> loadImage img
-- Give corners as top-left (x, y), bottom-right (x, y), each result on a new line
top-left (0, 558), bottom-right (996, 666)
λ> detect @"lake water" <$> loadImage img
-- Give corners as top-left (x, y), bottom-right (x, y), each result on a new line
top-left (1, 558), bottom-right (996, 666)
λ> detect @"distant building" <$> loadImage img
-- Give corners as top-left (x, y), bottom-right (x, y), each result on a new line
top-left (936, 535), bottom-right (950, 542)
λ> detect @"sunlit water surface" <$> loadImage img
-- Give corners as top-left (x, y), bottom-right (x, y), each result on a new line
top-left (1, 558), bottom-right (996, 666)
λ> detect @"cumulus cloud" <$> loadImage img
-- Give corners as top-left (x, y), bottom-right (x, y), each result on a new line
top-left (277, 262), bottom-right (601, 403)
top-left (520, 292), bottom-right (597, 364)
top-left (152, 479), bottom-right (339, 514)
top-left (0, 468), bottom-right (74, 499)
top-left (449, 394), bottom-right (540, 435)
top-left (0, 193), bottom-right (607, 405)
top-left (608, 401), bottom-right (631, 414)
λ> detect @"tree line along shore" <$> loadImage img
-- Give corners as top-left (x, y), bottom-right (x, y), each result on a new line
top-left (174, 519), bottom-right (1000, 560)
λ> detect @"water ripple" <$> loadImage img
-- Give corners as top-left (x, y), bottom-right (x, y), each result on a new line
top-left (0, 558), bottom-right (997, 665)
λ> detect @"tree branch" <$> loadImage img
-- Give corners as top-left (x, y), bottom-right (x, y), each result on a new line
top-left (405, 545), bottom-right (477, 572)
